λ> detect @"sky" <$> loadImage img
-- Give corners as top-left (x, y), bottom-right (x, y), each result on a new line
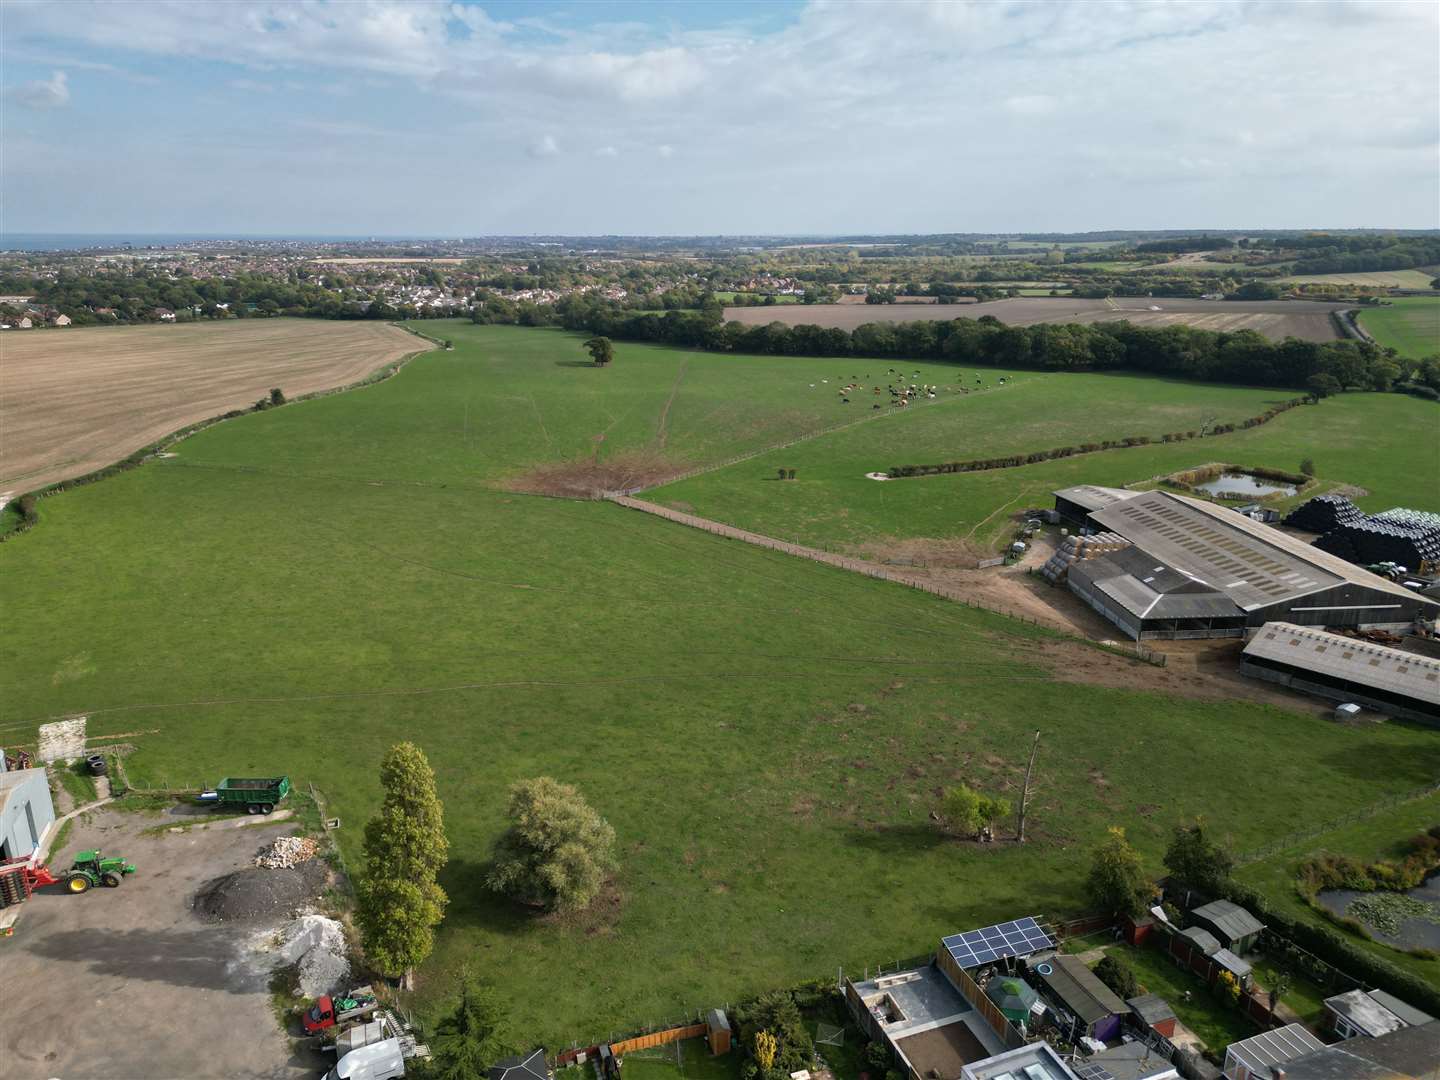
top-left (3, 0), bottom-right (1438, 236)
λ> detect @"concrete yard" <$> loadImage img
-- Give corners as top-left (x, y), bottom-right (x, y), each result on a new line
top-left (1, 805), bottom-right (327, 1079)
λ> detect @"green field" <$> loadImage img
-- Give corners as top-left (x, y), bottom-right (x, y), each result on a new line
top-left (1357, 297), bottom-right (1440, 359)
top-left (5, 322), bottom-right (1439, 1044)
top-left (651, 386), bottom-right (1438, 554)
top-left (1286, 270), bottom-right (1440, 290)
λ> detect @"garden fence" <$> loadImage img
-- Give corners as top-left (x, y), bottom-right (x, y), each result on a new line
top-left (1234, 777), bottom-right (1440, 866)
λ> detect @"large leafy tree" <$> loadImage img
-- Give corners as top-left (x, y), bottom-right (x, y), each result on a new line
top-left (583, 336), bottom-right (614, 366)
top-left (487, 777), bottom-right (616, 912)
top-left (356, 742), bottom-right (449, 980)
top-left (1085, 827), bottom-right (1152, 918)
top-left (427, 974), bottom-right (517, 1080)
top-left (1163, 819), bottom-right (1234, 892)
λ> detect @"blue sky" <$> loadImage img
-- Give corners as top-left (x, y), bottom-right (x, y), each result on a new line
top-left (3, 0), bottom-right (1437, 235)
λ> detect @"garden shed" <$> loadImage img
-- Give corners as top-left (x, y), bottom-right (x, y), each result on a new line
top-left (706, 1009), bottom-right (732, 1055)
top-left (1188, 899), bottom-right (1264, 954)
top-left (1127, 994), bottom-right (1177, 1040)
top-left (1027, 955), bottom-right (1126, 1043)
top-left (1179, 926), bottom-right (1222, 957)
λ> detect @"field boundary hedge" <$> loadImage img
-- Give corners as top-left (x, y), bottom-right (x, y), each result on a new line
top-left (0, 330), bottom-right (436, 545)
top-left (884, 396), bottom-right (1310, 479)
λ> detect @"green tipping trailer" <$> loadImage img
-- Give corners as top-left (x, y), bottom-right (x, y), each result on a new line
top-left (197, 776), bottom-right (291, 814)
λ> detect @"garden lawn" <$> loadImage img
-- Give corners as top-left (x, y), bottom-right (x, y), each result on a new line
top-left (1233, 791), bottom-right (1440, 988)
top-left (5, 322), bottom-right (1439, 1045)
top-left (1097, 944), bottom-right (1255, 1053)
top-left (619, 1040), bottom-right (741, 1080)
top-left (650, 392), bottom-right (1439, 552)
top-left (1357, 297), bottom-right (1440, 360)
top-left (1246, 956), bottom-right (1328, 1025)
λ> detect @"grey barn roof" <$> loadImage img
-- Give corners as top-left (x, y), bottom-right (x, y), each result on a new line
top-left (1190, 899), bottom-right (1264, 944)
top-left (1244, 623), bottom-right (1440, 705)
top-left (1080, 546), bottom-right (1244, 622)
top-left (1053, 485), bottom-right (1141, 514)
top-left (1088, 490), bottom-right (1436, 614)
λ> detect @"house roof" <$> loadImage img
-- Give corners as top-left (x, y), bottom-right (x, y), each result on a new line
top-left (1127, 994), bottom-right (1176, 1027)
top-left (489, 1048), bottom-right (548, 1080)
top-left (1278, 1021), bottom-right (1440, 1080)
top-left (1244, 623), bottom-right (1440, 706)
top-left (1325, 988), bottom-right (1435, 1036)
top-left (1190, 899), bottom-right (1264, 943)
top-left (1088, 490), bottom-right (1435, 613)
top-left (1031, 954), bottom-right (1126, 1026)
top-left (1075, 1042), bottom-right (1178, 1080)
top-left (1225, 1023), bottom-right (1327, 1073)
top-left (1179, 926), bottom-right (1221, 956)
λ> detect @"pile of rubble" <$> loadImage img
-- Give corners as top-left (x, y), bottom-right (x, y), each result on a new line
top-left (255, 835), bottom-right (320, 869)
top-left (244, 912), bottom-right (351, 997)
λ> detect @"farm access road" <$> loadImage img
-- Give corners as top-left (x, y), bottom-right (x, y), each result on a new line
top-left (0, 318), bottom-right (427, 495)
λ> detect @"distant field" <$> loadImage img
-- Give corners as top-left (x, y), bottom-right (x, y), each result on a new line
top-left (1284, 269), bottom-right (1439, 289)
top-left (1357, 297), bottom-right (1440, 359)
top-left (0, 319), bottom-right (425, 494)
top-left (724, 296), bottom-right (1348, 342)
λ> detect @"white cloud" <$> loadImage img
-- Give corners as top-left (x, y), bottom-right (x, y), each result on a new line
top-left (1004, 95), bottom-right (1058, 117)
top-left (595, 146), bottom-right (619, 158)
top-left (528, 134), bottom-right (560, 158)
top-left (657, 144), bottom-right (674, 159)
top-left (10, 70), bottom-right (69, 109)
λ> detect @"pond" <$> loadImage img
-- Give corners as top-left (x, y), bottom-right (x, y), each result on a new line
top-left (1317, 873), bottom-right (1440, 952)
top-left (1195, 471), bottom-right (1298, 498)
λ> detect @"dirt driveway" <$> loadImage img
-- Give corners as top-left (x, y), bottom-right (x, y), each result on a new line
top-left (2, 806), bottom-right (326, 1080)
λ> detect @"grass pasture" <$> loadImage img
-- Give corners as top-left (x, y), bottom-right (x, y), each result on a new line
top-left (1357, 297), bottom-right (1440, 359)
top-left (0, 318), bottom-right (424, 493)
top-left (4, 321), bottom-right (1440, 1044)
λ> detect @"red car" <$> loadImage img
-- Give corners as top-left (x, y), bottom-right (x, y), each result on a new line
top-left (302, 988), bottom-right (379, 1034)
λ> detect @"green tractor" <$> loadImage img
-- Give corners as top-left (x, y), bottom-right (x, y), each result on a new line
top-left (64, 849), bottom-right (137, 894)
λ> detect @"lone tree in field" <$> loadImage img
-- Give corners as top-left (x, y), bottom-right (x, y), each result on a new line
top-left (584, 336), bottom-right (614, 367)
top-left (1163, 819), bottom-right (1234, 892)
top-left (487, 777), bottom-right (616, 912)
top-left (428, 972), bottom-right (516, 1080)
top-left (1085, 827), bottom-right (1152, 918)
top-left (356, 741), bottom-right (449, 983)
top-left (938, 784), bottom-right (1012, 840)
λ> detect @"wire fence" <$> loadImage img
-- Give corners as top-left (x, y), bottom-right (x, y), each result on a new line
top-left (1234, 777), bottom-right (1440, 866)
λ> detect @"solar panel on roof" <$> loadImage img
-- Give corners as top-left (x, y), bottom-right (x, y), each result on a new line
top-left (942, 915), bottom-right (1055, 969)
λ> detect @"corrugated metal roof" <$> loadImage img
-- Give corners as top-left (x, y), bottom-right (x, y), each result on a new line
top-left (1243, 623), bottom-right (1440, 705)
top-left (1089, 491), bottom-right (1437, 613)
top-left (1191, 899), bottom-right (1264, 943)
top-left (1033, 954), bottom-right (1127, 1025)
top-left (1180, 927), bottom-right (1221, 955)
top-left (1053, 485), bottom-right (1141, 513)
top-left (1226, 1024), bottom-right (1326, 1071)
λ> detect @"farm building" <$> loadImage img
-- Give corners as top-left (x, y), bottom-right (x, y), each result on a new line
top-left (1187, 900), bottom-right (1264, 954)
top-left (1026, 954), bottom-right (1127, 1042)
top-left (1241, 623), bottom-right (1440, 725)
top-left (0, 759), bottom-right (55, 861)
top-left (1323, 988), bottom-right (1435, 1040)
top-left (1059, 489), bottom-right (1440, 639)
top-left (1221, 1023), bottom-right (1326, 1080)
top-left (1052, 485), bottom-right (1140, 530)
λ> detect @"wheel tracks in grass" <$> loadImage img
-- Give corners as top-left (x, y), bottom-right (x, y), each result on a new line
top-left (653, 358), bottom-right (689, 449)
top-left (12, 669), bottom-right (1054, 729)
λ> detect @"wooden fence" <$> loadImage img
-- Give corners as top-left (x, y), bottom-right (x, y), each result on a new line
top-left (935, 947), bottom-right (1027, 1051)
top-left (611, 1023), bottom-right (707, 1056)
top-left (1233, 777), bottom-right (1440, 866)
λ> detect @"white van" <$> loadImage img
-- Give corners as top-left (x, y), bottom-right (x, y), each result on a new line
top-left (322, 1037), bottom-right (406, 1080)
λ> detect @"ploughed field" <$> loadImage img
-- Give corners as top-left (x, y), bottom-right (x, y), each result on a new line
top-left (5, 321), bottom-right (1437, 1043)
top-left (723, 296), bottom-right (1350, 342)
top-left (0, 318), bottom-right (425, 494)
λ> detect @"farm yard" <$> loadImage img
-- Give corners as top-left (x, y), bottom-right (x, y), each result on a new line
top-left (723, 296), bottom-right (1349, 342)
top-left (3, 320), bottom-right (1439, 1046)
top-left (0, 318), bottom-right (425, 494)
top-left (1357, 296), bottom-right (1440, 359)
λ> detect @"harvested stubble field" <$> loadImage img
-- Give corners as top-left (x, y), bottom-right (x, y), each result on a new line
top-left (5, 321), bottom-right (1438, 1044)
top-left (723, 296), bottom-right (1349, 342)
top-left (1284, 269), bottom-right (1440, 290)
top-left (0, 318), bottom-right (424, 493)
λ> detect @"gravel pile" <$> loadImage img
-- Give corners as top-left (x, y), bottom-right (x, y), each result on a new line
top-left (193, 860), bottom-right (329, 923)
top-left (255, 835), bottom-right (320, 869)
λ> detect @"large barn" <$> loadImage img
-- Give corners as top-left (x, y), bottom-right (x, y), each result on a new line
top-left (1056, 488), bottom-right (1440, 640)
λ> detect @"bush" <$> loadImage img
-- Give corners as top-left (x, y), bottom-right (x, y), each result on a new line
top-left (1093, 955), bottom-right (1139, 1000)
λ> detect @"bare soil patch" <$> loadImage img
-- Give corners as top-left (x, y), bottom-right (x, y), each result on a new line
top-left (723, 296), bottom-right (1348, 342)
top-left (855, 535), bottom-right (991, 567)
top-left (508, 450), bottom-right (688, 498)
top-left (0, 319), bottom-right (426, 493)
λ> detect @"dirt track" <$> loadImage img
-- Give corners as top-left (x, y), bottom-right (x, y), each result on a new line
top-left (0, 319), bottom-right (426, 493)
top-left (723, 296), bottom-right (1350, 342)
